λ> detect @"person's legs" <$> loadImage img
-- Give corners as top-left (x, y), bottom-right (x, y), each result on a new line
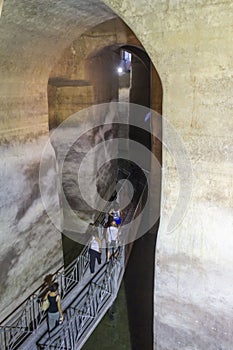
top-left (97, 251), bottom-right (101, 265)
top-left (106, 241), bottom-right (112, 261)
top-left (112, 240), bottom-right (118, 258)
top-left (107, 240), bottom-right (116, 258)
top-left (89, 248), bottom-right (95, 273)
top-left (48, 312), bottom-right (60, 332)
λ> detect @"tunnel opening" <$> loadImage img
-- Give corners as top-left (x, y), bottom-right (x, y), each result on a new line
top-left (117, 46), bottom-right (162, 350)
top-left (47, 17), bottom-right (162, 350)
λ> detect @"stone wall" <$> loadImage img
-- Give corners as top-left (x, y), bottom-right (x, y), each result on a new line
top-left (0, 136), bottom-right (63, 320)
top-left (0, 5), bottom-right (140, 319)
top-left (0, 1), bottom-right (117, 319)
top-left (0, 0), bottom-right (3, 16)
top-left (103, 0), bottom-right (233, 348)
top-left (47, 21), bottom-right (129, 236)
top-left (0, 1), bottom-right (232, 349)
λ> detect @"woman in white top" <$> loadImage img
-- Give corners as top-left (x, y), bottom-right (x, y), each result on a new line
top-left (106, 221), bottom-right (119, 260)
top-left (88, 235), bottom-right (102, 274)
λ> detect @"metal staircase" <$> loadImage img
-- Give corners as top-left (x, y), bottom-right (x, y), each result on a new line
top-left (0, 168), bottom-right (148, 350)
top-left (38, 252), bottom-right (124, 350)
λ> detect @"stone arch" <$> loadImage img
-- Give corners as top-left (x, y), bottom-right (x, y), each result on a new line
top-left (47, 16), bottom-right (163, 212)
top-left (46, 15), bottom-right (163, 350)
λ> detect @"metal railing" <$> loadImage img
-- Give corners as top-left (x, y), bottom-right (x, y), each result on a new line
top-left (38, 255), bottom-right (123, 350)
top-left (37, 178), bottom-right (148, 350)
top-left (0, 246), bottom-right (90, 350)
top-left (0, 167), bottom-right (147, 350)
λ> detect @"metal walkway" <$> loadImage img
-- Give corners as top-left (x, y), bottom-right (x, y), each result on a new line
top-left (0, 168), bottom-right (148, 350)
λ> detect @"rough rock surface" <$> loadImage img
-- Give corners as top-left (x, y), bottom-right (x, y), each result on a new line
top-left (0, 1), bottom-right (232, 349)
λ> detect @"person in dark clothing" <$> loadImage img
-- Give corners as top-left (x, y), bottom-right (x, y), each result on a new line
top-left (88, 234), bottom-right (102, 274)
top-left (46, 282), bottom-right (63, 332)
top-left (108, 203), bottom-right (122, 226)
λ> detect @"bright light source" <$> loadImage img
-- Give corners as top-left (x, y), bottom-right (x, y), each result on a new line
top-left (117, 67), bottom-right (123, 74)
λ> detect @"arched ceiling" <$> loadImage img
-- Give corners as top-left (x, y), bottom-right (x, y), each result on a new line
top-left (0, 0), bottom-right (117, 78)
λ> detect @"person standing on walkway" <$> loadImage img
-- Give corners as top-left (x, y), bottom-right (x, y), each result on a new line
top-left (108, 203), bottom-right (122, 227)
top-left (106, 220), bottom-right (120, 260)
top-left (88, 234), bottom-right (102, 274)
top-left (47, 282), bottom-right (63, 332)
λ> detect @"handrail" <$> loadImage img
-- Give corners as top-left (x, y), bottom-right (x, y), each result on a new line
top-left (38, 252), bottom-right (124, 350)
top-left (38, 256), bottom-right (122, 349)
top-left (37, 178), bottom-right (148, 350)
top-left (0, 248), bottom-right (90, 350)
top-left (0, 169), bottom-right (131, 326)
top-left (0, 168), bottom-right (133, 349)
top-left (0, 264), bottom-right (64, 325)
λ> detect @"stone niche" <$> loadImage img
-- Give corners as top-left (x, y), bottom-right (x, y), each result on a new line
top-left (46, 19), bottom-right (143, 241)
top-left (47, 43), bottom-right (120, 239)
top-left (0, 14), bottom-right (146, 318)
